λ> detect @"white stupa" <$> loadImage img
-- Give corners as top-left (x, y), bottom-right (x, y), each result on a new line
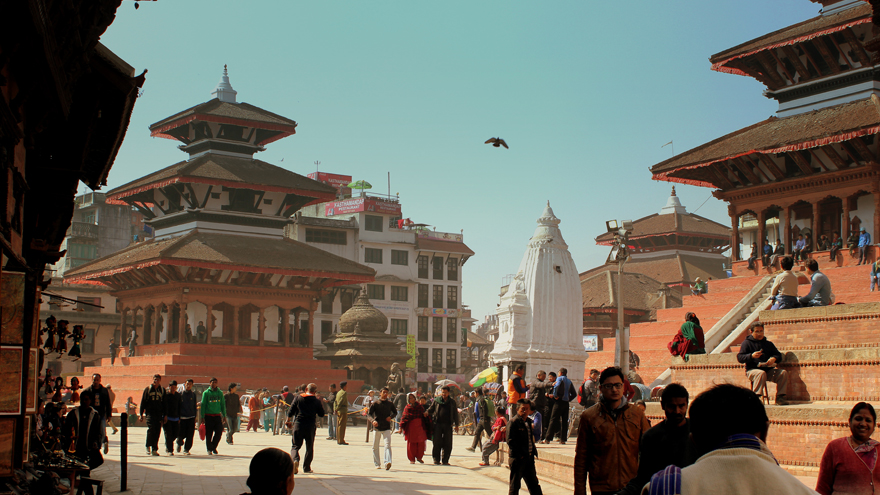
top-left (491, 202), bottom-right (585, 384)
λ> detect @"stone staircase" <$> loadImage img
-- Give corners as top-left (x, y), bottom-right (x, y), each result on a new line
top-left (84, 343), bottom-right (360, 414)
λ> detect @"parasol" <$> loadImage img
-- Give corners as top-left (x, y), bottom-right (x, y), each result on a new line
top-left (435, 379), bottom-right (460, 388)
top-left (483, 382), bottom-right (502, 394)
top-left (469, 367), bottom-right (499, 388)
top-left (347, 180), bottom-right (372, 195)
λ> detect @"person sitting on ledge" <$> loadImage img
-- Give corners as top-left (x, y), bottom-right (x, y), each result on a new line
top-left (747, 242), bottom-right (759, 270)
top-left (642, 384), bottom-right (812, 495)
top-left (818, 234), bottom-right (831, 252)
top-left (798, 259), bottom-right (832, 307)
top-left (668, 312), bottom-right (705, 361)
top-left (871, 259), bottom-right (880, 292)
top-left (761, 239), bottom-right (772, 267)
top-left (770, 256), bottom-right (800, 310)
top-left (690, 277), bottom-right (707, 296)
top-left (736, 321), bottom-right (788, 406)
top-left (793, 234), bottom-right (807, 262)
top-left (829, 231), bottom-right (842, 262)
top-left (769, 239), bottom-right (786, 269)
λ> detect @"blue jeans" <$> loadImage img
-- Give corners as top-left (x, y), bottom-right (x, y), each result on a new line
top-left (328, 412), bottom-right (337, 439)
top-left (372, 429), bottom-right (392, 467)
top-left (771, 295), bottom-right (800, 310)
top-left (226, 415), bottom-right (239, 443)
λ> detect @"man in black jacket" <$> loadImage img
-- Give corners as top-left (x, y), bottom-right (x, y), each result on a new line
top-left (528, 370), bottom-right (550, 440)
top-left (176, 379), bottom-right (198, 455)
top-left (369, 387), bottom-right (398, 470)
top-left (427, 385), bottom-right (459, 465)
top-left (80, 373), bottom-right (112, 454)
top-left (162, 380), bottom-right (181, 455)
top-left (288, 383), bottom-right (325, 474)
top-left (467, 388), bottom-right (494, 451)
top-left (736, 321), bottom-right (789, 405)
top-left (618, 383), bottom-right (697, 495)
top-left (507, 399), bottom-right (543, 495)
top-left (63, 393), bottom-right (101, 467)
top-left (224, 383), bottom-right (241, 445)
top-left (139, 374), bottom-right (165, 456)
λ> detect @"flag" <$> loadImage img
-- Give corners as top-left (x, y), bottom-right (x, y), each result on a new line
top-left (661, 141), bottom-right (673, 148)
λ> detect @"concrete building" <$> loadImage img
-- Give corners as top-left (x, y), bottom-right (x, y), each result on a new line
top-left (290, 183), bottom-right (475, 391)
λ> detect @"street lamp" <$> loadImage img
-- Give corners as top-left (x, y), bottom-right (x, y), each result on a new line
top-left (606, 219), bottom-right (633, 374)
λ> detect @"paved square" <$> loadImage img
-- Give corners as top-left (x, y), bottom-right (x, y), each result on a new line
top-left (90, 424), bottom-right (571, 494)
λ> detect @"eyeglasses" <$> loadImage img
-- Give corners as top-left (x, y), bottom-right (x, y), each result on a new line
top-left (601, 383), bottom-right (624, 390)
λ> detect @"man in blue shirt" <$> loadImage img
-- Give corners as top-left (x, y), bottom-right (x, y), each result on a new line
top-left (793, 235), bottom-right (806, 262)
top-left (858, 228), bottom-right (872, 265)
top-left (798, 260), bottom-right (832, 307)
top-left (542, 368), bottom-right (574, 445)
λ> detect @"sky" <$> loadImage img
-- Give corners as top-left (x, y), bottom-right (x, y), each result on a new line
top-left (98, 0), bottom-right (822, 324)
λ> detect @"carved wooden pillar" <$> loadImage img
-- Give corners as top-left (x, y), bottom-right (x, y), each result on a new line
top-left (177, 303), bottom-right (187, 343)
top-left (119, 306), bottom-right (128, 350)
top-left (281, 308), bottom-right (289, 347)
top-left (206, 304), bottom-right (213, 345)
top-left (133, 308), bottom-right (141, 348)
top-left (307, 309), bottom-right (314, 349)
top-left (874, 181), bottom-right (880, 246)
top-left (232, 306), bottom-right (240, 346)
top-left (812, 201), bottom-right (820, 251)
top-left (843, 195), bottom-right (851, 241)
top-left (783, 206), bottom-right (792, 255)
top-left (258, 307), bottom-right (266, 346)
top-left (293, 309), bottom-right (301, 347)
top-left (757, 210), bottom-right (767, 253)
top-left (153, 308), bottom-right (163, 344)
top-left (728, 205), bottom-right (739, 261)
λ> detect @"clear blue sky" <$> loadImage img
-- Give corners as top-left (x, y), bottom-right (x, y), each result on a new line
top-left (99, 0), bottom-right (821, 324)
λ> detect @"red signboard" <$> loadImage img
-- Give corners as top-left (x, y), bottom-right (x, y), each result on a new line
top-left (307, 172), bottom-right (352, 189)
top-left (324, 198), bottom-right (402, 216)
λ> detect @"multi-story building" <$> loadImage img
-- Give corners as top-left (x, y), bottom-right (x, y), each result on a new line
top-left (290, 182), bottom-right (475, 391)
top-left (39, 192), bottom-right (152, 376)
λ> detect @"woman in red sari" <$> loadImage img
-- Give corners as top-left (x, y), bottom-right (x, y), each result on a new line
top-left (397, 393), bottom-right (428, 464)
top-left (817, 402), bottom-right (880, 495)
top-left (246, 393), bottom-right (261, 432)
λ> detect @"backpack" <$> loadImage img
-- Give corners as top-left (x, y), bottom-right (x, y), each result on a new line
top-left (482, 397), bottom-right (495, 421)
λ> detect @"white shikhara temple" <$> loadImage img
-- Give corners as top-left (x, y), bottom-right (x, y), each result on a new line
top-left (491, 202), bottom-right (586, 383)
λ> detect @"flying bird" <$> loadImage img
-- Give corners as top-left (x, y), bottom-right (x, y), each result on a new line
top-left (485, 137), bottom-right (508, 149)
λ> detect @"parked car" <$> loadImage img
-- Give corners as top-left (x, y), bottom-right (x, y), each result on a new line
top-left (348, 394), bottom-right (375, 426)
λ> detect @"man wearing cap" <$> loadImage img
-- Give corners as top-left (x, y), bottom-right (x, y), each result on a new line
top-left (858, 227), bottom-right (872, 265)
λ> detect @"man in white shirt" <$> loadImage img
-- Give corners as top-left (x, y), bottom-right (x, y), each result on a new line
top-left (770, 256), bottom-right (800, 310)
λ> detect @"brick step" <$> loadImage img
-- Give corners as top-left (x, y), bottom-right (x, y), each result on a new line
top-left (699, 275), bottom-right (768, 293)
top-left (681, 291), bottom-right (773, 308)
top-left (670, 345), bottom-right (880, 403)
top-left (656, 303), bottom-right (736, 321)
top-left (627, 319), bottom-right (721, 337)
top-left (83, 363), bottom-right (339, 379)
top-left (133, 343), bottom-right (314, 360)
top-left (756, 303), bottom-right (880, 348)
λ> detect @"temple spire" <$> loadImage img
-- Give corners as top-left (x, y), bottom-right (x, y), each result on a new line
top-left (212, 64), bottom-right (237, 103)
top-left (660, 186), bottom-right (687, 215)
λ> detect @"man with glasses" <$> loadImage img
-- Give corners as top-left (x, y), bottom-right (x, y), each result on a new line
top-left (574, 367), bottom-right (650, 495)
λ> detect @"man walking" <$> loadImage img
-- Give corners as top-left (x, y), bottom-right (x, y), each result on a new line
top-left (368, 387), bottom-right (397, 470)
top-left (574, 367), bottom-right (651, 495)
top-left (288, 383), bottom-right (324, 474)
top-left (80, 373), bottom-right (112, 455)
top-left (139, 374), bottom-right (165, 456)
top-left (335, 381), bottom-right (349, 445)
top-left (543, 368), bottom-right (574, 444)
top-left (508, 399), bottom-right (543, 494)
top-left (177, 379), bottom-right (197, 455)
top-left (162, 380), bottom-right (181, 455)
top-left (224, 383), bottom-right (241, 445)
top-left (323, 383), bottom-right (337, 440)
top-left (737, 321), bottom-right (789, 405)
top-left (428, 385), bottom-right (459, 465)
top-left (200, 377), bottom-right (226, 455)
top-left (467, 388), bottom-right (494, 452)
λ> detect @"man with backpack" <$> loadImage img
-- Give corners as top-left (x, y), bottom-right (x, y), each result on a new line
top-left (542, 367), bottom-right (576, 444)
top-left (578, 369), bottom-right (600, 409)
top-left (466, 388), bottom-right (495, 452)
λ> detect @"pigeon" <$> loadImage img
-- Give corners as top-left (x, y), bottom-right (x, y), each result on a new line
top-left (485, 137), bottom-right (509, 149)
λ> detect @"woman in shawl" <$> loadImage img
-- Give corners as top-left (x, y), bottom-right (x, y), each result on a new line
top-left (397, 393), bottom-right (428, 464)
top-left (816, 402), bottom-right (880, 495)
top-left (668, 312), bottom-right (706, 361)
top-left (246, 393), bottom-right (261, 432)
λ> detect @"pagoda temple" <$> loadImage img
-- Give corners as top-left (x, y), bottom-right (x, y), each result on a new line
top-left (651, 0), bottom-right (880, 268)
top-left (64, 68), bottom-right (374, 400)
top-left (316, 292), bottom-right (411, 388)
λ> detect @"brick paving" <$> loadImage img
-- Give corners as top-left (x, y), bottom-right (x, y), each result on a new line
top-left (88, 425), bottom-right (570, 494)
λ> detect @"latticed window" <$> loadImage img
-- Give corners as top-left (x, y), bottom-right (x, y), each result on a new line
top-left (391, 286), bottom-right (408, 301)
top-left (305, 228), bottom-right (346, 245)
top-left (367, 284), bottom-right (385, 300)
